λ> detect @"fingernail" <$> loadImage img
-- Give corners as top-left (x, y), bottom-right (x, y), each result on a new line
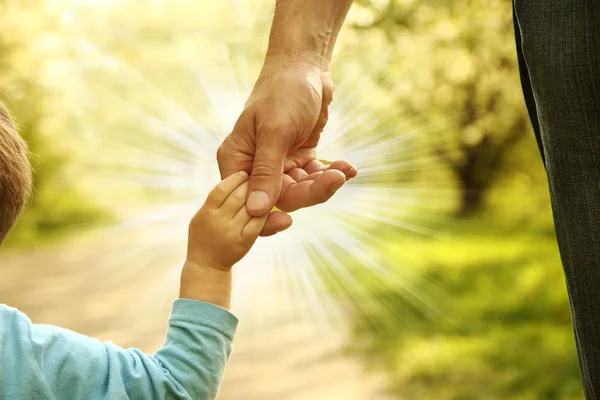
top-left (247, 190), bottom-right (270, 211)
top-left (238, 171), bottom-right (248, 177)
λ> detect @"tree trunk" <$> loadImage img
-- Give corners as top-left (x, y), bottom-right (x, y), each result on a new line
top-left (454, 159), bottom-right (487, 216)
top-left (458, 184), bottom-right (484, 216)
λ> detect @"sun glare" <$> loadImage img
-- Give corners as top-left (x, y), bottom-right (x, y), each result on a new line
top-left (42, 0), bottom-right (459, 335)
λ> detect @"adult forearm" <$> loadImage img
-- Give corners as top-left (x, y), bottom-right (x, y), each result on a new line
top-left (266, 0), bottom-right (353, 69)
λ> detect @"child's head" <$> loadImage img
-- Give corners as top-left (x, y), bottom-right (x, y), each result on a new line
top-left (0, 101), bottom-right (32, 244)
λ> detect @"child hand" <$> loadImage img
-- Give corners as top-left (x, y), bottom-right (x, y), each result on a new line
top-left (186, 171), bottom-right (268, 272)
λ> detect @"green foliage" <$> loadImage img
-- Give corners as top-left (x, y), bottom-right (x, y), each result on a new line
top-left (340, 0), bottom-right (531, 214)
top-left (326, 5), bottom-right (578, 395)
top-left (342, 218), bottom-right (583, 399)
top-left (0, 3), bottom-right (107, 247)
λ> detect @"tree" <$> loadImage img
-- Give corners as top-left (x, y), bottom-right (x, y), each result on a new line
top-left (349, 0), bottom-right (530, 215)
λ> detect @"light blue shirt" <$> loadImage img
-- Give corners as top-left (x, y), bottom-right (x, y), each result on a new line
top-left (0, 299), bottom-right (238, 399)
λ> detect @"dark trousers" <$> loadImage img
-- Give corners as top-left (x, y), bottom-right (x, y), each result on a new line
top-left (513, 1), bottom-right (600, 397)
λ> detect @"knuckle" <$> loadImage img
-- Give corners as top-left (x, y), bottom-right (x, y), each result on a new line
top-left (217, 132), bottom-right (248, 162)
top-left (251, 225), bottom-right (262, 236)
top-left (242, 230), bottom-right (257, 242)
top-left (214, 185), bottom-right (227, 196)
top-left (216, 144), bottom-right (226, 163)
top-left (245, 223), bottom-right (259, 234)
top-left (217, 134), bottom-right (234, 157)
top-left (189, 210), bottom-right (206, 228)
top-left (210, 185), bottom-right (227, 200)
top-left (231, 191), bottom-right (246, 203)
top-left (251, 162), bottom-right (279, 178)
top-left (245, 220), bottom-right (265, 238)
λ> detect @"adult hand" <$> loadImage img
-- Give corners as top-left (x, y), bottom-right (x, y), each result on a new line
top-left (217, 58), bottom-right (357, 236)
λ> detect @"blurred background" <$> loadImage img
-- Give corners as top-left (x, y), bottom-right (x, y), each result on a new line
top-left (0, 0), bottom-right (584, 399)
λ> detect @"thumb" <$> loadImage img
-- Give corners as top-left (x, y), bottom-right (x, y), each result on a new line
top-left (247, 133), bottom-right (288, 216)
top-left (217, 137), bottom-right (250, 179)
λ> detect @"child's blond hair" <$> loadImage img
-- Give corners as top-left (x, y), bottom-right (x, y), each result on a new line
top-left (0, 101), bottom-right (32, 242)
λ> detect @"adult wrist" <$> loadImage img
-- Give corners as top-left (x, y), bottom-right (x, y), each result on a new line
top-left (263, 48), bottom-right (331, 72)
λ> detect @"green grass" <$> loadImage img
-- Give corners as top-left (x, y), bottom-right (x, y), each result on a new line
top-left (336, 217), bottom-right (584, 400)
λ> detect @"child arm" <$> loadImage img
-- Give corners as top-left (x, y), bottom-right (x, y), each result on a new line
top-left (0, 171), bottom-right (267, 400)
top-left (0, 300), bottom-right (235, 400)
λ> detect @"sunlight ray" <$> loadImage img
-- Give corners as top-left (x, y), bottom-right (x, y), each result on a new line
top-left (46, 9), bottom-right (459, 341)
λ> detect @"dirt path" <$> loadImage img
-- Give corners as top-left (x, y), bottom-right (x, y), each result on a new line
top-left (0, 227), bottom-right (387, 399)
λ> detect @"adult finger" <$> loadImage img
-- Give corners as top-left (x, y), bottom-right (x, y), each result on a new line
top-left (287, 167), bottom-right (309, 182)
top-left (304, 159), bottom-right (328, 174)
top-left (276, 169), bottom-right (346, 212)
top-left (247, 132), bottom-right (288, 216)
top-left (304, 159), bottom-right (358, 180)
top-left (298, 171), bottom-right (323, 182)
top-left (260, 211), bottom-right (293, 237)
top-left (205, 171), bottom-right (248, 209)
top-left (327, 159), bottom-right (359, 179)
top-left (289, 162), bottom-right (357, 185)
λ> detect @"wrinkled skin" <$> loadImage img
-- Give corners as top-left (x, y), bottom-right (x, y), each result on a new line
top-left (217, 60), bottom-right (357, 236)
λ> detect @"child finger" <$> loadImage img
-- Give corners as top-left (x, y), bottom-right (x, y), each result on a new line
top-left (205, 171), bottom-right (248, 209)
top-left (242, 214), bottom-right (269, 239)
top-left (232, 203), bottom-right (253, 226)
top-left (220, 181), bottom-right (249, 217)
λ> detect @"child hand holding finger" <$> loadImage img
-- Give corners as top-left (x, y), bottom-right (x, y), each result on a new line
top-left (180, 171), bottom-right (268, 309)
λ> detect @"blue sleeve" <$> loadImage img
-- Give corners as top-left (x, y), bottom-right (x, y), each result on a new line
top-left (0, 299), bottom-right (238, 400)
